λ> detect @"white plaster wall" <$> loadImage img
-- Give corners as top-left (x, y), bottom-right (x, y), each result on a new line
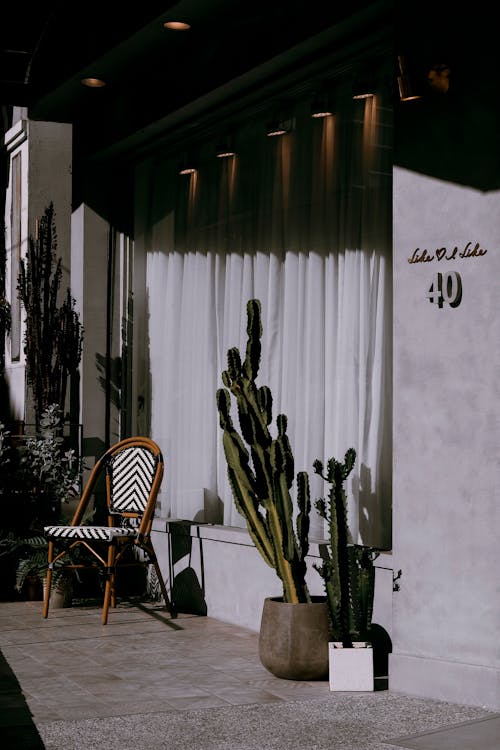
top-left (391, 167), bottom-right (500, 710)
top-left (3, 121), bottom-right (28, 419)
top-left (152, 521), bottom-right (393, 637)
top-left (2, 119), bottom-right (72, 421)
top-left (72, 204), bottom-right (110, 459)
top-left (27, 121), bottom-right (72, 278)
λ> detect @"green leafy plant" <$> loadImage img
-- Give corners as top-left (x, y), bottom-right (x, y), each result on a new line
top-left (19, 404), bottom-right (82, 513)
top-left (12, 533), bottom-right (93, 597)
top-left (0, 405), bottom-right (83, 540)
top-left (0, 405), bottom-right (86, 598)
top-left (216, 298), bottom-right (312, 604)
top-left (14, 535), bottom-right (51, 593)
top-left (313, 449), bottom-right (379, 645)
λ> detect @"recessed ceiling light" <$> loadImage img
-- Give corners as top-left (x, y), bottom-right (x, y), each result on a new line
top-left (81, 77), bottom-right (106, 88)
top-left (163, 20), bottom-right (191, 30)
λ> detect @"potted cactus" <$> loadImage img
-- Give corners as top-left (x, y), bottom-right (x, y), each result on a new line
top-left (216, 299), bottom-right (329, 680)
top-left (313, 450), bottom-right (380, 691)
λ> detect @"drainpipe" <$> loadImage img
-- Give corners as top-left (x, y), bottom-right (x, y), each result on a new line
top-left (105, 226), bottom-right (114, 450)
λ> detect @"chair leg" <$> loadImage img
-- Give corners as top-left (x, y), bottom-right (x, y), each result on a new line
top-left (151, 556), bottom-right (176, 618)
top-left (42, 541), bottom-right (54, 619)
top-left (102, 545), bottom-right (116, 625)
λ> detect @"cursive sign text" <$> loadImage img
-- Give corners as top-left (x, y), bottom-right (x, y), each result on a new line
top-left (408, 241), bottom-right (488, 264)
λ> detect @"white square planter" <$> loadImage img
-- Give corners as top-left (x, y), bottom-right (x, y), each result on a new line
top-left (329, 642), bottom-right (374, 691)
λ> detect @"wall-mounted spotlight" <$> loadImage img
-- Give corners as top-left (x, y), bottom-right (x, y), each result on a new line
top-left (397, 55), bottom-right (422, 101)
top-left (352, 69), bottom-right (375, 99)
top-left (266, 117), bottom-right (294, 137)
top-left (163, 20), bottom-right (191, 30)
top-left (266, 120), bottom-right (287, 136)
top-left (81, 76), bottom-right (106, 88)
top-left (310, 91), bottom-right (335, 118)
top-left (427, 62), bottom-right (450, 94)
top-left (216, 137), bottom-right (236, 158)
top-left (178, 156), bottom-right (197, 175)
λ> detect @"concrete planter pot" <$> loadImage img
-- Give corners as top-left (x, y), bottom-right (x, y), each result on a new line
top-left (259, 596), bottom-right (329, 680)
top-left (43, 576), bottom-right (73, 608)
top-left (328, 642), bottom-right (374, 691)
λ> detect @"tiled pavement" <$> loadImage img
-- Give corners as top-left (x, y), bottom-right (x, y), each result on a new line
top-left (0, 600), bottom-right (497, 750)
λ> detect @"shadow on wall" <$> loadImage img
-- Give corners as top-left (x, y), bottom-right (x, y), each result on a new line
top-left (358, 463), bottom-right (392, 550)
top-left (167, 521), bottom-right (208, 616)
top-left (96, 353), bottom-right (122, 411)
top-left (372, 623), bottom-right (392, 685)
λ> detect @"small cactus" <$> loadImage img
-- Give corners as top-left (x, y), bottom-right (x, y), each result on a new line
top-left (216, 299), bottom-right (311, 603)
top-left (313, 450), bottom-right (379, 645)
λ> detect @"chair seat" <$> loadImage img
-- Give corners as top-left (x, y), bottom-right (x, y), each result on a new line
top-left (44, 525), bottom-right (138, 542)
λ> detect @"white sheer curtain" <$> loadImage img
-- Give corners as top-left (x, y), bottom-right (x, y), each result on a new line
top-left (139, 86), bottom-right (392, 547)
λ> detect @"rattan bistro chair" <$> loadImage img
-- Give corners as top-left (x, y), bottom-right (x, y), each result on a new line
top-left (43, 436), bottom-right (175, 624)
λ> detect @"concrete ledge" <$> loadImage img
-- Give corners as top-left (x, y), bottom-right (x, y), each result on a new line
top-left (153, 518), bottom-right (393, 565)
top-left (152, 518), bottom-right (393, 635)
top-left (390, 652), bottom-right (500, 711)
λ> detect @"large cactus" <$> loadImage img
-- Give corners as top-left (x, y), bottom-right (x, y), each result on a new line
top-left (216, 299), bottom-right (311, 603)
top-left (17, 203), bottom-right (83, 424)
top-left (313, 450), bottom-right (378, 646)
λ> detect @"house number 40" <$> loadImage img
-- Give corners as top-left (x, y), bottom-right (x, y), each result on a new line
top-left (426, 271), bottom-right (462, 308)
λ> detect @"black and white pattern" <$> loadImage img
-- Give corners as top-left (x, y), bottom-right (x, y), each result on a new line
top-left (44, 525), bottom-right (136, 541)
top-left (109, 447), bottom-right (156, 514)
top-left (45, 445), bottom-right (158, 542)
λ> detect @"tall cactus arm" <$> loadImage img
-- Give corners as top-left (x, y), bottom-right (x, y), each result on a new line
top-left (264, 493), bottom-right (300, 603)
top-left (243, 298), bottom-right (263, 381)
top-left (227, 466), bottom-right (275, 567)
top-left (224, 348), bottom-right (242, 383)
top-left (276, 414), bottom-right (294, 488)
top-left (217, 388), bottom-right (235, 430)
top-left (273, 452), bottom-right (296, 563)
top-left (221, 430), bottom-right (274, 568)
top-left (296, 471), bottom-right (310, 561)
top-left (225, 363), bottom-right (272, 450)
top-left (258, 386), bottom-right (273, 426)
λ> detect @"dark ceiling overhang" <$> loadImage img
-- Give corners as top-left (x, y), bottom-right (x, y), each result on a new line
top-left (0, 0), bottom-right (393, 160)
top-left (3, 1), bottom-right (499, 191)
top-left (90, 2), bottom-right (394, 164)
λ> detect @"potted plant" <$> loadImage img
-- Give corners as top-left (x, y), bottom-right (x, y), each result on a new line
top-left (0, 405), bottom-right (86, 603)
top-left (17, 202), bottom-right (83, 425)
top-left (313, 449), bottom-right (380, 691)
top-left (13, 535), bottom-right (72, 606)
top-left (216, 299), bottom-right (329, 680)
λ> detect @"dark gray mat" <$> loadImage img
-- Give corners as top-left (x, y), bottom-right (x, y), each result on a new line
top-left (387, 713), bottom-right (500, 750)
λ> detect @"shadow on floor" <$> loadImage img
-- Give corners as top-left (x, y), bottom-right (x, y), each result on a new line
top-left (0, 648), bottom-right (45, 749)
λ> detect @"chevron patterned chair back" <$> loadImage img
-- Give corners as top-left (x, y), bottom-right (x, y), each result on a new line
top-left (43, 436), bottom-right (176, 624)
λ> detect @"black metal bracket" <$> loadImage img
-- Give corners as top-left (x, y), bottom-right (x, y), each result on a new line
top-left (393, 569), bottom-right (402, 592)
